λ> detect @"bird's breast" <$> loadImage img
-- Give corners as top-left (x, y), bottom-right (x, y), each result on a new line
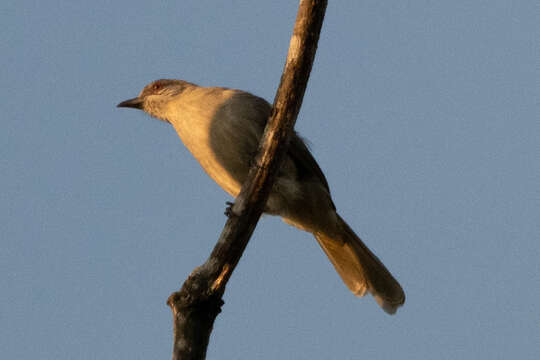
top-left (168, 94), bottom-right (254, 197)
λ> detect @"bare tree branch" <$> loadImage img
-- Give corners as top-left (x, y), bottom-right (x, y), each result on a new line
top-left (167, 1), bottom-right (328, 359)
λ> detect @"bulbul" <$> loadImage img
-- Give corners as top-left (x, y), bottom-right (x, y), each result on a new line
top-left (118, 79), bottom-right (405, 314)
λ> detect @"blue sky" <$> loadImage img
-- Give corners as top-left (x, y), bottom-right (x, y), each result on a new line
top-left (1, 1), bottom-right (538, 359)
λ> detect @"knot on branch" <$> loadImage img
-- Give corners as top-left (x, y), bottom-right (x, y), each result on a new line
top-left (167, 268), bottom-right (224, 318)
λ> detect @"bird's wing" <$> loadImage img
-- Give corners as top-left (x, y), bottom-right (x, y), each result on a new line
top-left (237, 90), bottom-right (332, 196)
top-left (287, 133), bottom-right (331, 194)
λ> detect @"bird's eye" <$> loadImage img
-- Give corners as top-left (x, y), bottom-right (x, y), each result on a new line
top-left (152, 83), bottom-right (162, 91)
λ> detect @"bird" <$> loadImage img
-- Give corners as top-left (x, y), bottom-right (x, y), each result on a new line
top-left (117, 79), bottom-right (405, 314)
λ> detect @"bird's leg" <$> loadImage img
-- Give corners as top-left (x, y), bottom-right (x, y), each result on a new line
top-left (248, 151), bottom-right (261, 169)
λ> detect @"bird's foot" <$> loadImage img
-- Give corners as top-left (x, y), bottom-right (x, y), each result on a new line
top-left (224, 201), bottom-right (236, 218)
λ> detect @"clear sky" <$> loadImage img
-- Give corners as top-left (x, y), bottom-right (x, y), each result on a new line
top-left (1, 1), bottom-right (538, 359)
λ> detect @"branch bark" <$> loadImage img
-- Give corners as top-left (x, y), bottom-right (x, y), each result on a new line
top-left (167, 1), bottom-right (327, 359)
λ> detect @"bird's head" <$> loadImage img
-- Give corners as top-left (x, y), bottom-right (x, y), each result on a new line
top-left (117, 79), bottom-right (193, 120)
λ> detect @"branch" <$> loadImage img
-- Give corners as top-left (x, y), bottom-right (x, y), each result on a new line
top-left (167, 1), bottom-right (327, 359)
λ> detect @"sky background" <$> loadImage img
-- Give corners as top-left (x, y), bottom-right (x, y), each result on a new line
top-left (1, 1), bottom-right (538, 359)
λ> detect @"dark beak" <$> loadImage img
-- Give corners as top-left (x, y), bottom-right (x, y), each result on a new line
top-left (117, 97), bottom-right (143, 109)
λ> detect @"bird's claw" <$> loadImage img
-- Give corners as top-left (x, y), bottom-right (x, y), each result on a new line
top-left (224, 201), bottom-right (236, 218)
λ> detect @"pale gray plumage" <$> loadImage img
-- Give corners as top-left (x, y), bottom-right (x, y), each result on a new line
top-left (118, 79), bottom-right (405, 314)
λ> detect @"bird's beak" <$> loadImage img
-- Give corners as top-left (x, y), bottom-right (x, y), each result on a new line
top-left (117, 97), bottom-right (144, 109)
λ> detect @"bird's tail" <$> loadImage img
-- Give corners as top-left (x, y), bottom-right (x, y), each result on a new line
top-left (314, 214), bottom-right (405, 314)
